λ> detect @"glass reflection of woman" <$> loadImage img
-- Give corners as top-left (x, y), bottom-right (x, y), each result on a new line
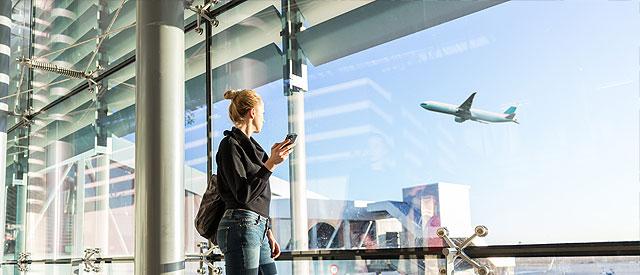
top-left (215, 89), bottom-right (294, 275)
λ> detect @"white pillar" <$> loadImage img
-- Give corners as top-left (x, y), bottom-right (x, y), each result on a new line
top-left (134, 0), bottom-right (185, 274)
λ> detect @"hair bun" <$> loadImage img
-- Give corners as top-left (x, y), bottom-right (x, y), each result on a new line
top-left (223, 89), bottom-right (238, 100)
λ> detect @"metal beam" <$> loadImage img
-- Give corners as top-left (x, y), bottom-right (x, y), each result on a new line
top-left (205, 18), bottom-right (213, 180)
top-left (276, 241), bottom-right (640, 260)
top-left (282, 0), bottom-right (310, 273)
top-left (297, 0), bottom-right (508, 66)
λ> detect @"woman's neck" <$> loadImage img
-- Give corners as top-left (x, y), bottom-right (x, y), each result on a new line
top-left (235, 123), bottom-right (253, 138)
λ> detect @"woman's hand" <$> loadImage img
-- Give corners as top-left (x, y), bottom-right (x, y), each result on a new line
top-left (267, 229), bottom-right (281, 258)
top-left (264, 138), bottom-right (295, 171)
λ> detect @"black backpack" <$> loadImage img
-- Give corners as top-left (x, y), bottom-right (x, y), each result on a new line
top-left (195, 174), bottom-right (225, 244)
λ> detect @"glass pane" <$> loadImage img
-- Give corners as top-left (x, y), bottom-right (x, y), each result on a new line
top-left (184, 27), bottom-right (211, 254)
top-left (22, 61), bottom-right (135, 259)
top-left (296, 0), bottom-right (640, 246)
top-left (87, 61), bottom-right (136, 258)
top-left (25, 93), bottom-right (97, 259)
top-left (207, 258), bottom-right (441, 274)
top-left (102, 262), bottom-right (135, 274)
top-left (22, 264), bottom-right (74, 275)
top-left (29, 0), bottom-right (136, 111)
top-left (511, 256), bottom-right (639, 275)
top-left (0, 256), bottom-right (637, 274)
top-left (445, 256), bottom-right (640, 275)
top-left (17, 10), bottom-right (211, 259)
top-left (6, 0), bottom-right (33, 130)
top-left (209, 1), bottom-right (288, 238)
top-left (3, 129), bottom-right (28, 261)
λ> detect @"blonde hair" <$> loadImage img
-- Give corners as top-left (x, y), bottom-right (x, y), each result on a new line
top-left (223, 89), bottom-right (262, 124)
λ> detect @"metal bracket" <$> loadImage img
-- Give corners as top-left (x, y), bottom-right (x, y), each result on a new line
top-left (17, 252), bottom-right (31, 272)
top-left (90, 81), bottom-right (107, 102)
top-left (83, 248), bottom-right (102, 273)
top-left (196, 242), bottom-right (222, 274)
top-left (188, 0), bottom-right (220, 35)
top-left (85, 66), bottom-right (104, 94)
top-left (437, 225), bottom-right (493, 275)
top-left (6, 106), bottom-right (34, 127)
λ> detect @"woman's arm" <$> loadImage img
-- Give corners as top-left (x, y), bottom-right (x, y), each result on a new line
top-left (267, 229), bottom-right (281, 258)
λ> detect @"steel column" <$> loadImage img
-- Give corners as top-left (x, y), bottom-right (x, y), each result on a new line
top-left (282, 0), bottom-right (310, 273)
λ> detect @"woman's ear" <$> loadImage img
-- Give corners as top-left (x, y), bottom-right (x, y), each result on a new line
top-left (249, 107), bottom-right (256, 119)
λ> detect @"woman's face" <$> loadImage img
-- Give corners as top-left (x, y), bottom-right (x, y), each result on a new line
top-left (252, 101), bottom-right (265, 133)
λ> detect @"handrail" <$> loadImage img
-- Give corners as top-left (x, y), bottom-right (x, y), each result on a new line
top-left (2, 241), bottom-right (638, 266)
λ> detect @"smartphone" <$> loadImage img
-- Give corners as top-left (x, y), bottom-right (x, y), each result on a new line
top-left (285, 133), bottom-right (297, 144)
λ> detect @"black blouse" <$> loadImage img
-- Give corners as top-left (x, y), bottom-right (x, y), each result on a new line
top-left (215, 127), bottom-right (272, 218)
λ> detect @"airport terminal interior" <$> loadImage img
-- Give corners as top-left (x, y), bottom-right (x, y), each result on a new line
top-left (0, 0), bottom-right (638, 274)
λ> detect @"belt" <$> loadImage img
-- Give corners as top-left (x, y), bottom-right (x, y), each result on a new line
top-left (224, 209), bottom-right (271, 240)
top-left (224, 209), bottom-right (269, 222)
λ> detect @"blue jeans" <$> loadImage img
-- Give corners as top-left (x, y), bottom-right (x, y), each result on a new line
top-left (216, 209), bottom-right (277, 275)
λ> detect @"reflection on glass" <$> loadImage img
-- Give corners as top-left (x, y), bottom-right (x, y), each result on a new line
top-left (184, 26), bottom-right (211, 254)
top-left (6, 0), bottom-right (32, 130)
top-left (28, 0), bottom-right (136, 110)
top-left (454, 256), bottom-right (640, 275)
top-left (0, 256), bottom-right (635, 274)
top-left (16, 18), bottom-right (214, 258)
top-left (3, 129), bottom-right (28, 261)
top-left (22, 264), bottom-right (74, 275)
top-left (25, 97), bottom-right (98, 259)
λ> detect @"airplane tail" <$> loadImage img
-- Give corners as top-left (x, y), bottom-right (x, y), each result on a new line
top-left (503, 106), bottom-right (517, 115)
top-left (504, 106), bottom-right (517, 120)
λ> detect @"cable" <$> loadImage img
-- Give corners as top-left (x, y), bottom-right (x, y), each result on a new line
top-left (85, 0), bottom-right (128, 73)
top-left (18, 57), bottom-right (90, 79)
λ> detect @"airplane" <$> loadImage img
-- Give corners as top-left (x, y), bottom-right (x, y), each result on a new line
top-left (420, 92), bottom-right (519, 124)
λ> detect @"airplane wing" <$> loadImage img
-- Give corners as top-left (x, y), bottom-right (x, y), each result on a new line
top-left (458, 92), bottom-right (477, 111)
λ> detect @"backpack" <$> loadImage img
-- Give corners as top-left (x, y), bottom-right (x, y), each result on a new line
top-left (195, 174), bottom-right (225, 244)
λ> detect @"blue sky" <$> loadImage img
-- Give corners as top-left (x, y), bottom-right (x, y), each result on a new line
top-left (202, 0), bottom-right (639, 244)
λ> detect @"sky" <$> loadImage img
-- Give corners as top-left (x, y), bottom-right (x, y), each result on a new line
top-left (198, 0), bottom-right (640, 245)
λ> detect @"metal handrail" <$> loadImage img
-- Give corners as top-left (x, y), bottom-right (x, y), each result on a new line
top-left (277, 241), bottom-right (640, 260)
top-left (2, 241), bottom-right (638, 266)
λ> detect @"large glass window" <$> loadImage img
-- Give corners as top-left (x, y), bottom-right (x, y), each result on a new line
top-left (296, 0), bottom-right (639, 247)
top-left (7, 0), bottom-right (213, 269)
top-left (1, 0), bottom-right (638, 274)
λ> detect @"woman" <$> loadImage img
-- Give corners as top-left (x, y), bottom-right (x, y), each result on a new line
top-left (216, 89), bottom-right (294, 275)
